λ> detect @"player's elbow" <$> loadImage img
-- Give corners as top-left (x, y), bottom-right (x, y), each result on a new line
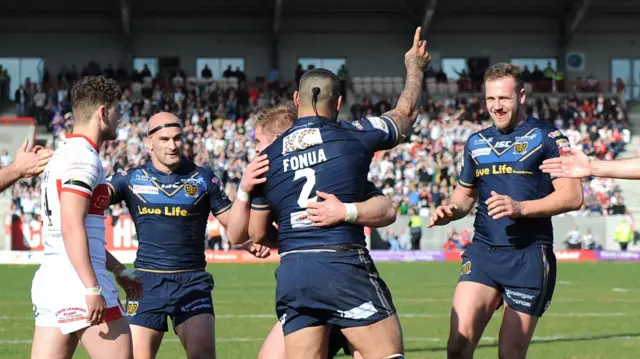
top-left (566, 184), bottom-right (584, 211)
top-left (380, 205), bottom-right (397, 227)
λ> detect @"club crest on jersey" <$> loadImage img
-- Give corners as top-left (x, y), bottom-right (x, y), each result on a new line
top-left (126, 301), bottom-right (139, 316)
top-left (184, 184), bottom-right (198, 197)
top-left (282, 128), bottom-right (323, 155)
top-left (514, 142), bottom-right (528, 154)
top-left (461, 261), bottom-right (472, 275)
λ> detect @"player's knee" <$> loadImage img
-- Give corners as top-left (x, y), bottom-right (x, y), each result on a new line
top-left (185, 352), bottom-right (215, 359)
top-left (498, 341), bottom-right (528, 359)
top-left (184, 343), bottom-right (215, 359)
top-left (446, 334), bottom-right (474, 359)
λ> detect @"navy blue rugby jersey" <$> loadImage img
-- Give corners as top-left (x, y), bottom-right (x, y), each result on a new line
top-left (458, 116), bottom-right (570, 247)
top-left (108, 160), bottom-right (231, 270)
top-left (251, 115), bottom-right (400, 253)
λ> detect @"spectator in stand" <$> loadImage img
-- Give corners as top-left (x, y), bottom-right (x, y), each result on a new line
top-left (565, 226), bottom-right (582, 249)
top-left (4, 60), bottom-right (631, 249)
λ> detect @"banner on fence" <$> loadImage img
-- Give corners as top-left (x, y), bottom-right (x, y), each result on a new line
top-left (3, 214), bottom-right (639, 264)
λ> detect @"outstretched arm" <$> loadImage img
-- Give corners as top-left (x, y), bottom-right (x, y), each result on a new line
top-left (0, 140), bottom-right (52, 193)
top-left (306, 190), bottom-right (396, 228)
top-left (590, 157), bottom-right (640, 179)
top-left (382, 27), bottom-right (431, 142)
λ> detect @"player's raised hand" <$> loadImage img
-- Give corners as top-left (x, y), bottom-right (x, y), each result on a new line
top-left (486, 191), bottom-right (522, 220)
top-left (405, 27), bottom-right (431, 72)
top-left (428, 204), bottom-right (457, 228)
top-left (539, 148), bottom-right (592, 179)
top-left (12, 139), bottom-right (52, 178)
top-left (239, 154), bottom-right (269, 193)
top-left (306, 191), bottom-right (346, 227)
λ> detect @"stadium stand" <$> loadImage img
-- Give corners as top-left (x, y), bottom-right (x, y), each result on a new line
top-left (1, 62), bottom-right (635, 251)
top-left (1, 0), bottom-right (640, 253)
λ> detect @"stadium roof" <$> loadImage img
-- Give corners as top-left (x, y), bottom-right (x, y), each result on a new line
top-left (2, 0), bottom-right (640, 17)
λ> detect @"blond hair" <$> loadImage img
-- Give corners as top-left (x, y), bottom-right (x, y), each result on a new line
top-left (254, 103), bottom-right (298, 137)
top-left (484, 63), bottom-right (524, 90)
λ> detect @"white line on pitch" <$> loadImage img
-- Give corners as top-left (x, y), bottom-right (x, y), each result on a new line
top-left (2, 334), bottom-right (640, 345)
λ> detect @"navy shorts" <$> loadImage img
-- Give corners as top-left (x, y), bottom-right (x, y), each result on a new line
top-left (125, 270), bottom-right (214, 332)
top-left (275, 248), bottom-right (396, 336)
top-left (458, 242), bottom-right (557, 317)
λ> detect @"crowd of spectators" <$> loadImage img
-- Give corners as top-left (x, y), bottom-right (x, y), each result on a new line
top-left (2, 61), bottom-right (633, 242)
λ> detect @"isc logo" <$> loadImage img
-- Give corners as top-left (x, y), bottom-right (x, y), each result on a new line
top-left (494, 141), bottom-right (512, 148)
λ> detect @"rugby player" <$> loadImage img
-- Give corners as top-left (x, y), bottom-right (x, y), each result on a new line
top-left (540, 148), bottom-right (640, 180)
top-left (31, 76), bottom-right (141, 359)
top-left (238, 104), bottom-right (396, 359)
top-left (107, 111), bottom-right (267, 359)
top-left (428, 63), bottom-right (584, 359)
top-left (0, 139), bottom-right (52, 193)
top-left (231, 27), bottom-right (430, 359)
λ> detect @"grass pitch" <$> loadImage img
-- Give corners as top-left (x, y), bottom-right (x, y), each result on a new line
top-left (0, 261), bottom-right (639, 358)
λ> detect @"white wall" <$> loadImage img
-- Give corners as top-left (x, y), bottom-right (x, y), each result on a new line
top-left (0, 14), bottom-right (638, 84)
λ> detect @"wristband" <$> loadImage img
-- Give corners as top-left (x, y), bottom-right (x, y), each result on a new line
top-left (119, 268), bottom-right (137, 280)
top-left (237, 188), bottom-right (250, 202)
top-left (344, 203), bottom-right (358, 223)
top-left (113, 264), bottom-right (126, 277)
top-left (86, 286), bottom-right (102, 296)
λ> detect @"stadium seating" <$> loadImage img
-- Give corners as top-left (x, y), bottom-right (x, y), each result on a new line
top-left (1, 62), bottom-right (632, 253)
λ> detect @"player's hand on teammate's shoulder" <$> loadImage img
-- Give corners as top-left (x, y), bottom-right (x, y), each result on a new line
top-left (240, 154), bottom-right (269, 193)
top-left (306, 191), bottom-right (345, 227)
top-left (12, 139), bottom-right (53, 178)
top-left (404, 26), bottom-right (432, 72)
top-left (486, 191), bottom-right (523, 220)
top-left (428, 204), bottom-right (457, 228)
top-left (539, 148), bottom-right (592, 179)
top-left (238, 240), bottom-right (271, 258)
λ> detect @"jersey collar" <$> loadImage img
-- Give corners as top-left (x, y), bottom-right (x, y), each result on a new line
top-left (65, 134), bottom-right (99, 152)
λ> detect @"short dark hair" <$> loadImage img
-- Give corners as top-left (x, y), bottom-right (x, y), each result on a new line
top-left (298, 68), bottom-right (341, 110)
top-left (484, 63), bottom-right (524, 90)
top-left (71, 76), bottom-right (122, 122)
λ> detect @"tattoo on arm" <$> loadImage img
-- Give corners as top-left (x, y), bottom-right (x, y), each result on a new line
top-left (383, 61), bottom-right (424, 142)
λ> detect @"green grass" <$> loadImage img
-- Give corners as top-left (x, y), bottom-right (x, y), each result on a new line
top-left (1, 262), bottom-right (639, 358)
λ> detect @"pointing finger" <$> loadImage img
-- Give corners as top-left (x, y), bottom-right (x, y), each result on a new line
top-left (413, 27), bottom-right (422, 47)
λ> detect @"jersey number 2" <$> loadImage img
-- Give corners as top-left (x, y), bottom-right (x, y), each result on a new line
top-left (294, 168), bottom-right (317, 208)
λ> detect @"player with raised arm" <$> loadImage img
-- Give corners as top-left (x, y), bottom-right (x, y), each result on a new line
top-left (106, 111), bottom-right (266, 359)
top-left (540, 148), bottom-right (640, 180)
top-left (229, 27), bottom-right (430, 359)
top-left (236, 104), bottom-right (396, 359)
top-left (0, 139), bottom-right (52, 193)
top-left (31, 76), bottom-right (142, 359)
top-left (428, 63), bottom-right (583, 359)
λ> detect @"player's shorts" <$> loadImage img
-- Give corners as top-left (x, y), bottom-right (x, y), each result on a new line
top-left (328, 325), bottom-right (352, 358)
top-left (125, 269), bottom-right (214, 332)
top-left (275, 247), bottom-right (397, 336)
top-left (31, 265), bottom-right (124, 335)
top-left (458, 241), bottom-right (557, 317)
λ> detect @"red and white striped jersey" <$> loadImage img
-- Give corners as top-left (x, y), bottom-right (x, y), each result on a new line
top-left (40, 134), bottom-right (110, 269)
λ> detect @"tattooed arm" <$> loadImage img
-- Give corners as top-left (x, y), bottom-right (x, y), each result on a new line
top-left (383, 27), bottom-right (431, 143)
